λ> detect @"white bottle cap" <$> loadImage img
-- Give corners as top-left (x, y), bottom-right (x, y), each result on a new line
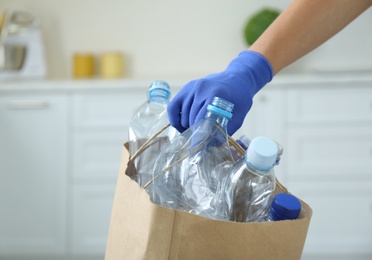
top-left (245, 136), bottom-right (278, 172)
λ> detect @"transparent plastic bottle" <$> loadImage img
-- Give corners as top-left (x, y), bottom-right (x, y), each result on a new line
top-left (236, 135), bottom-right (251, 150)
top-left (231, 135), bottom-right (251, 161)
top-left (235, 135), bottom-right (284, 165)
top-left (148, 96), bottom-right (235, 215)
top-left (128, 80), bottom-right (177, 186)
top-left (215, 136), bottom-right (278, 222)
top-left (275, 141), bottom-right (284, 165)
top-left (266, 193), bottom-right (301, 222)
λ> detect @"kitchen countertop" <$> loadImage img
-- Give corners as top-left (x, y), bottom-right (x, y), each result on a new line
top-left (0, 72), bottom-right (371, 92)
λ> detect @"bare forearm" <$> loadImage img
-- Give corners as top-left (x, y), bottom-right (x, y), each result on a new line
top-left (249, 0), bottom-right (372, 74)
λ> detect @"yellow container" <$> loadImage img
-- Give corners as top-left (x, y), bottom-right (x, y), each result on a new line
top-left (73, 53), bottom-right (95, 78)
top-left (100, 52), bottom-right (124, 78)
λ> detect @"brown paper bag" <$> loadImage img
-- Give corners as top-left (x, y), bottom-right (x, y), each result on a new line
top-left (105, 143), bottom-right (312, 260)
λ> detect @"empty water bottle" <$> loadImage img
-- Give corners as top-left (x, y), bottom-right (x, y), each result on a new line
top-left (231, 135), bottom-right (251, 161)
top-left (266, 193), bottom-right (301, 222)
top-left (148, 96), bottom-right (236, 215)
top-left (236, 135), bottom-right (251, 150)
top-left (234, 135), bottom-right (283, 164)
top-left (215, 136), bottom-right (278, 222)
top-left (128, 80), bottom-right (177, 186)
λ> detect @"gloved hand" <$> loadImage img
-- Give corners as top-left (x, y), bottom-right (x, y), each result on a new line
top-left (167, 50), bottom-right (273, 135)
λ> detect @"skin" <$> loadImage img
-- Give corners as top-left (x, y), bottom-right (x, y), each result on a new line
top-left (249, 0), bottom-right (372, 74)
top-left (168, 0), bottom-right (372, 134)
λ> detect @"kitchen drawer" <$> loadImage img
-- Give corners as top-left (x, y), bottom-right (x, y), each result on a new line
top-left (287, 86), bottom-right (372, 124)
top-left (70, 184), bottom-right (116, 255)
top-left (286, 126), bottom-right (372, 180)
top-left (71, 131), bottom-right (126, 182)
top-left (288, 181), bottom-right (372, 256)
top-left (72, 90), bottom-right (145, 128)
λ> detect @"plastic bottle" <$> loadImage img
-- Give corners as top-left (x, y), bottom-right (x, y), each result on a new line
top-left (128, 80), bottom-right (177, 186)
top-left (233, 135), bottom-right (284, 165)
top-left (236, 135), bottom-right (251, 150)
top-left (274, 141), bottom-right (284, 165)
top-left (215, 136), bottom-right (278, 222)
top-left (231, 135), bottom-right (251, 161)
top-left (148, 96), bottom-right (236, 214)
top-left (266, 193), bottom-right (301, 222)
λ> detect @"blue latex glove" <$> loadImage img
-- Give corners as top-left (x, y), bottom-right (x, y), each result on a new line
top-left (167, 50), bottom-right (273, 135)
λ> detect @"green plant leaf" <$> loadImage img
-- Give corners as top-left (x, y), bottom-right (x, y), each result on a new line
top-left (244, 8), bottom-right (281, 46)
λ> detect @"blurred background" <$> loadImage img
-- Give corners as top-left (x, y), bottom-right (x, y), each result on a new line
top-left (0, 0), bottom-right (371, 79)
top-left (0, 1), bottom-right (371, 260)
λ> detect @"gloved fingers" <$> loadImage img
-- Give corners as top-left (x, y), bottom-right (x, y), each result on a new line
top-left (167, 96), bottom-right (187, 133)
top-left (180, 93), bottom-right (194, 131)
top-left (168, 81), bottom-right (199, 133)
top-left (191, 99), bottom-right (207, 126)
top-left (227, 120), bottom-right (242, 136)
top-left (187, 77), bottom-right (218, 126)
top-left (226, 101), bottom-right (252, 136)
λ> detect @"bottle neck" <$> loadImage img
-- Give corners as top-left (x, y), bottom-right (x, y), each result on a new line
top-left (205, 111), bottom-right (230, 129)
top-left (244, 160), bottom-right (273, 175)
top-left (148, 96), bottom-right (169, 105)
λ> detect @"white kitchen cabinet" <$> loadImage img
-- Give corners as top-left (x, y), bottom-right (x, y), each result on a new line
top-left (289, 181), bottom-right (372, 256)
top-left (0, 80), bottom-right (181, 259)
top-left (283, 81), bottom-right (372, 259)
top-left (71, 90), bottom-right (143, 130)
top-left (0, 93), bottom-right (68, 256)
top-left (69, 90), bottom-right (144, 255)
top-left (70, 184), bottom-right (116, 255)
top-left (286, 126), bottom-right (372, 180)
top-left (238, 77), bottom-right (372, 259)
top-left (0, 76), bottom-right (371, 260)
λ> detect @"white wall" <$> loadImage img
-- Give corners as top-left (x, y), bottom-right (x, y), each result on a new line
top-left (1, 0), bottom-right (372, 79)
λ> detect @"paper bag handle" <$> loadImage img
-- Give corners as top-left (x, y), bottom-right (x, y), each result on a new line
top-left (130, 124), bottom-right (288, 194)
top-left (127, 123), bottom-right (171, 166)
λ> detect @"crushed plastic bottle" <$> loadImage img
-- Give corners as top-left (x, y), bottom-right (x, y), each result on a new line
top-left (231, 135), bottom-right (251, 161)
top-left (128, 80), bottom-right (177, 186)
top-left (215, 136), bottom-right (278, 222)
top-left (147, 96), bottom-right (236, 215)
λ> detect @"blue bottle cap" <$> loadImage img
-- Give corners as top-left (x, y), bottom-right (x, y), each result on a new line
top-left (206, 96), bottom-right (234, 119)
top-left (269, 193), bottom-right (301, 221)
top-left (147, 80), bottom-right (171, 100)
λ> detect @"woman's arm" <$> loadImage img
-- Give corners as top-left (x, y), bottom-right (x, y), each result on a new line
top-left (167, 0), bottom-right (372, 135)
top-left (249, 0), bottom-right (372, 74)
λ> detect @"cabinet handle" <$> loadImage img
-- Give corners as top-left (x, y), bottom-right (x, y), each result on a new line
top-left (7, 100), bottom-right (50, 110)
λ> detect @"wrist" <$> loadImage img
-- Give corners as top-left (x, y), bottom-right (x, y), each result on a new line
top-left (226, 50), bottom-right (273, 94)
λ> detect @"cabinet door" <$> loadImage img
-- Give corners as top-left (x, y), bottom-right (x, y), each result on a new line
top-left (72, 90), bottom-right (144, 130)
top-left (70, 184), bottom-right (116, 255)
top-left (285, 84), bottom-right (372, 258)
top-left (238, 88), bottom-right (286, 142)
top-left (70, 91), bottom-right (138, 255)
top-left (72, 132), bottom-right (125, 182)
top-left (290, 181), bottom-right (372, 257)
top-left (0, 94), bottom-right (68, 255)
top-left (236, 88), bottom-right (287, 184)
